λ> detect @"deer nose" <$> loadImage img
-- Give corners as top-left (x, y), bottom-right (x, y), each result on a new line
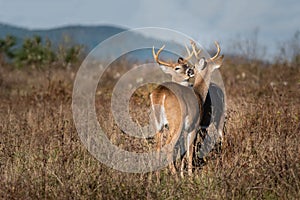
top-left (186, 68), bottom-right (194, 77)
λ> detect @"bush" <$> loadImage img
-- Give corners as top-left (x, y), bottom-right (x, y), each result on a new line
top-left (0, 35), bottom-right (16, 64)
top-left (0, 34), bottom-right (84, 69)
top-left (12, 36), bottom-right (56, 68)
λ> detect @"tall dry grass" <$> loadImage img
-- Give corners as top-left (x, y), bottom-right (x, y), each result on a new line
top-left (0, 57), bottom-right (299, 199)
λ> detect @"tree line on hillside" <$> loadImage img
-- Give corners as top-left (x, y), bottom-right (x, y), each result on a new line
top-left (0, 35), bottom-right (83, 68)
top-left (1, 31), bottom-right (299, 69)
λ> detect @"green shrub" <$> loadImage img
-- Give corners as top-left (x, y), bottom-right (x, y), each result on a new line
top-left (13, 36), bottom-right (56, 68)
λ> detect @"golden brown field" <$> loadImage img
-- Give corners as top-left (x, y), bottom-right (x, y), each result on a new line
top-left (0, 57), bottom-right (299, 199)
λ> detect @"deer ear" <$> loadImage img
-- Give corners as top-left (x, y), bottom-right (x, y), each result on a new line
top-left (197, 57), bottom-right (207, 70)
top-left (213, 54), bottom-right (224, 70)
top-left (195, 58), bottom-right (206, 72)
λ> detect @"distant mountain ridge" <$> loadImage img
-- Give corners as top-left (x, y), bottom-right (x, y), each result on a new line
top-left (0, 23), bottom-right (127, 51)
top-left (0, 23), bottom-right (221, 62)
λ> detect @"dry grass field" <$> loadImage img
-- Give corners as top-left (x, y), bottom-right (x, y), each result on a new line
top-left (0, 57), bottom-right (299, 199)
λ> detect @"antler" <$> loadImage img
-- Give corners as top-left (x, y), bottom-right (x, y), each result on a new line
top-left (191, 40), bottom-right (221, 61)
top-left (152, 45), bottom-right (177, 68)
top-left (211, 41), bottom-right (221, 61)
top-left (190, 40), bottom-right (202, 59)
top-left (184, 44), bottom-right (194, 61)
top-left (153, 45), bottom-right (194, 67)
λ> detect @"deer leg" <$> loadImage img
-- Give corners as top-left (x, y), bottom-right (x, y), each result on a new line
top-left (180, 131), bottom-right (187, 178)
top-left (155, 131), bottom-right (162, 183)
top-left (187, 130), bottom-right (196, 176)
top-left (165, 127), bottom-right (178, 177)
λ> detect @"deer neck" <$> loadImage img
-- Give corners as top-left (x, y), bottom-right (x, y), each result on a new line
top-left (193, 69), bottom-right (212, 104)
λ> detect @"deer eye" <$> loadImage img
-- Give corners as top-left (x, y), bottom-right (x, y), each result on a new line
top-left (174, 66), bottom-right (181, 71)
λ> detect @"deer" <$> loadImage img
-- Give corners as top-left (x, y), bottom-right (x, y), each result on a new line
top-left (150, 41), bottom-right (224, 180)
top-left (167, 41), bottom-right (226, 161)
top-left (150, 46), bottom-right (197, 181)
top-left (189, 41), bottom-right (226, 159)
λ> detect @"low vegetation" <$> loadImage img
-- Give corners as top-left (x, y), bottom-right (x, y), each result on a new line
top-left (0, 33), bottom-right (299, 199)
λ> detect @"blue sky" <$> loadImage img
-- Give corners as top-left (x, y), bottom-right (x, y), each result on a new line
top-left (0, 0), bottom-right (299, 58)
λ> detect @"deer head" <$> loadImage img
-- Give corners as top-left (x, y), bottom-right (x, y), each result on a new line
top-left (190, 40), bottom-right (224, 101)
top-left (152, 45), bottom-right (194, 86)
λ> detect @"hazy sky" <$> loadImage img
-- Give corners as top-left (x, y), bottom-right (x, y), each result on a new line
top-left (0, 0), bottom-right (299, 58)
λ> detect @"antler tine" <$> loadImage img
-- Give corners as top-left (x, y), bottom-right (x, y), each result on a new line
top-left (152, 45), bottom-right (176, 68)
top-left (190, 40), bottom-right (202, 59)
top-left (152, 45), bottom-right (165, 62)
top-left (185, 44), bottom-right (191, 55)
top-left (211, 41), bottom-right (221, 61)
top-left (184, 44), bottom-right (193, 61)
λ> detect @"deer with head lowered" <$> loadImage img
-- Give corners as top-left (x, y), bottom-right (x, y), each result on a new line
top-left (150, 41), bottom-right (224, 179)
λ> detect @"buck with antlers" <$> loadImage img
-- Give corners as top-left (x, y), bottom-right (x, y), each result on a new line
top-left (190, 41), bottom-right (226, 158)
top-left (150, 41), bottom-right (224, 179)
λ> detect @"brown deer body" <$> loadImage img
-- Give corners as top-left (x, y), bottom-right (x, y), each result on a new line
top-left (150, 42), bottom-right (224, 179)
